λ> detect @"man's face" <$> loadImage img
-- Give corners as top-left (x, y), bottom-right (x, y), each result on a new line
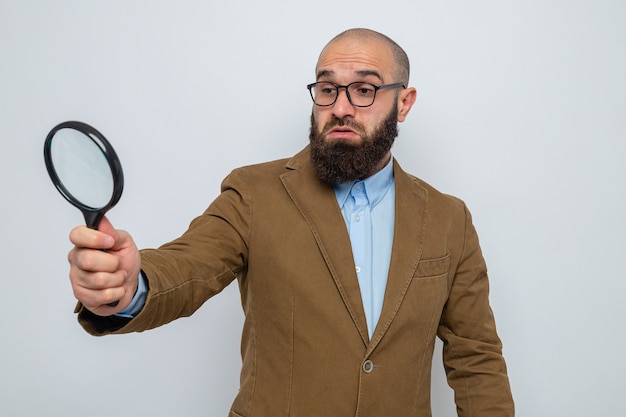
top-left (308, 36), bottom-right (405, 184)
top-left (309, 104), bottom-right (398, 184)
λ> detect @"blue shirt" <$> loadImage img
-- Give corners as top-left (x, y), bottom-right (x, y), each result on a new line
top-left (333, 157), bottom-right (395, 338)
top-left (119, 158), bottom-right (396, 338)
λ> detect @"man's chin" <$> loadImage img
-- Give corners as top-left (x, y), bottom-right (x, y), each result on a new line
top-left (323, 135), bottom-right (364, 147)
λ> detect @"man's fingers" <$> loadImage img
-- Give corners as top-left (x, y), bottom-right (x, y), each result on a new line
top-left (97, 216), bottom-right (118, 239)
top-left (73, 269), bottom-right (126, 290)
top-left (70, 268), bottom-right (126, 309)
top-left (69, 247), bottom-right (121, 273)
top-left (69, 216), bottom-right (118, 249)
top-left (73, 286), bottom-right (125, 311)
top-left (69, 225), bottom-right (115, 249)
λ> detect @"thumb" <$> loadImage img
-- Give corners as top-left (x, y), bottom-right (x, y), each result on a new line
top-left (97, 215), bottom-right (119, 247)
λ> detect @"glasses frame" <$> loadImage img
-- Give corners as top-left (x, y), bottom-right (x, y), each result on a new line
top-left (307, 81), bottom-right (406, 108)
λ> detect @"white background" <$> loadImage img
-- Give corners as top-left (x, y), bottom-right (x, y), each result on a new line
top-left (1, 1), bottom-right (625, 416)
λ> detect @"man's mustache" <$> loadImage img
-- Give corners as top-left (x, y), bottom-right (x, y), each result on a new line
top-left (322, 117), bottom-right (365, 136)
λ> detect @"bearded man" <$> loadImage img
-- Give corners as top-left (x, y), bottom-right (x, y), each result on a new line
top-left (67, 28), bottom-right (514, 417)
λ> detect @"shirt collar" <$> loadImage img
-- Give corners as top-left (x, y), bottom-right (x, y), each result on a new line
top-left (334, 156), bottom-right (395, 210)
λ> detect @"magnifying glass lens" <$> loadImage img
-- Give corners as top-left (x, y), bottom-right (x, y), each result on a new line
top-left (49, 128), bottom-right (115, 210)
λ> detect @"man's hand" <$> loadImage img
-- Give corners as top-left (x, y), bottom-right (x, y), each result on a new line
top-left (68, 216), bottom-right (141, 316)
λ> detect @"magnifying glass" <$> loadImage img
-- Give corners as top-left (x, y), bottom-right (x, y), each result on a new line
top-left (44, 121), bottom-right (123, 228)
top-left (44, 120), bottom-right (124, 306)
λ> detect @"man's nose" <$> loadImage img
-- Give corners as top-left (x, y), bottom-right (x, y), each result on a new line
top-left (332, 88), bottom-right (356, 119)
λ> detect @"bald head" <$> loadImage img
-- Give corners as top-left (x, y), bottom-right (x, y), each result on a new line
top-left (319, 28), bottom-right (410, 85)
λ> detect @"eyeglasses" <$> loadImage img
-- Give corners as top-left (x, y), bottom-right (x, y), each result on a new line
top-left (307, 81), bottom-right (406, 107)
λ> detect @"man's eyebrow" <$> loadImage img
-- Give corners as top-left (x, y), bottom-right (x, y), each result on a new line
top-left (315, 69), bottom-right (384, 81)
top-left (316, 69), bottom-right (334, 79)
top-left (355, 69), bottom-right (383, 80)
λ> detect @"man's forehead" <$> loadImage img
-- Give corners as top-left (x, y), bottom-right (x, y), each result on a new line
top-left (315, 38), bottom-right (393, 81)
top-left (315, 68), bottom-right (384, 81)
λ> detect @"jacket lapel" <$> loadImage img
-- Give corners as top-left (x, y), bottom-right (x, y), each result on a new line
top-left (367, 160), bottom-right (428, 353)
top-left (280, 147), bottom-right (370, 346)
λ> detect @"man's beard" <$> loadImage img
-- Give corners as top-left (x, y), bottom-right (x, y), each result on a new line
top-left (309, 106), bottom-right (399, 184)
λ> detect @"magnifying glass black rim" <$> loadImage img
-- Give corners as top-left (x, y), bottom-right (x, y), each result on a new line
top-left (43, 120), bottom-right (124, 227)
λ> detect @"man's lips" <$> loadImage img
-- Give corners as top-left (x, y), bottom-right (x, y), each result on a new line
top-left (326, 126), bottom-right (360, 140)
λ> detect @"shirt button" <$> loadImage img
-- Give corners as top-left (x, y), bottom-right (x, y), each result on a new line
top-left (355, 266), bottom-right (361, 273)
top-left (363, 360), bottom-right (374, 373)
top-left (355, 215), bottom-right (361, 222)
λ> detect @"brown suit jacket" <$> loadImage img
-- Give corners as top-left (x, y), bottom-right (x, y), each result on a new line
top-left (79, 146), bottom-right (514, 416)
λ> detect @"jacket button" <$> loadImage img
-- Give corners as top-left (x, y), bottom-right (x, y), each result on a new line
top-left (363, 360), bottom-right (374, 373)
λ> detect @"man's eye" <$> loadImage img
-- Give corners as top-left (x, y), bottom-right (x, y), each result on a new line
top-left (351, 84), bottom-right (375, 96)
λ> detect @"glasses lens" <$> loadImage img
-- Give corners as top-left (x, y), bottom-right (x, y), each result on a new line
top-left (347, 83), bottom-right (377, 107)
top-left (310, 82), bottom-right (337, 106)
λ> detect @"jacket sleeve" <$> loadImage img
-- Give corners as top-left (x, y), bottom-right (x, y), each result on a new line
top-left (437, 204), bottom-right (515, 416)
top-left (77, 168), bottom-right (251, 336)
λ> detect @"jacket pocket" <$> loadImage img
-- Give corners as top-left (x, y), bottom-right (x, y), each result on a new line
top-left (415, 254), bottom-right (450, 279)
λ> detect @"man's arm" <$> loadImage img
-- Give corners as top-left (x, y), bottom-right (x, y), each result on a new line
top-left (438, 204), bottom-right (514, 416)
top-left (71, 168), bottom-right (252, 336)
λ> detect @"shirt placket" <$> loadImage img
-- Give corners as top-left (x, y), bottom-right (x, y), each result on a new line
top-left (348, 182), bottom-right (374, 337)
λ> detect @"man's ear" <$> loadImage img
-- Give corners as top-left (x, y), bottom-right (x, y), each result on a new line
top-left (397, 87), bottom-right (417, 122)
